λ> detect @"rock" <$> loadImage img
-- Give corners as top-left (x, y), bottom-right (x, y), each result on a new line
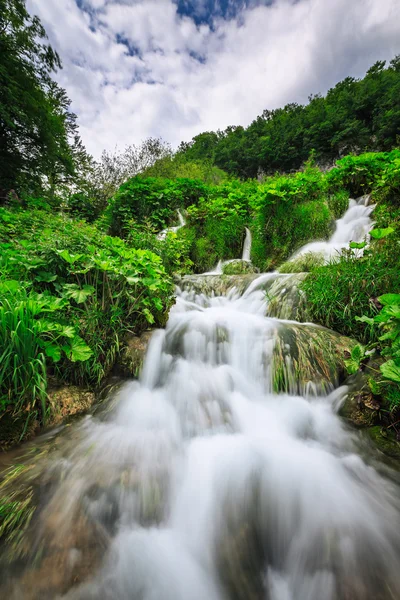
top-left (273, 323), bottom-right (356, 395)
top-left (47, 386), bottom-right (96, 427)
top-left (339, 390), bottom-right (379, 427)
top-left (115, 331), bottom-right (154, 378)
top-left (222, 260), bottom-right (259, 275)
top-left (177, 274), bottom-right (262, 296)
top-left (278, 252), bottom-right (325, 274)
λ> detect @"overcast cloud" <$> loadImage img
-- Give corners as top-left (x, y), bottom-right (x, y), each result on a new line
top-left (27, 0), bottom-right (400, 157)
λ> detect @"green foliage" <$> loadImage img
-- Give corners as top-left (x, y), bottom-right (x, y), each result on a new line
top-left (343, 294), bottom-right (400, 409)
top-left (127, 222), bottom-right (193, 275)
top-left (326, 150), bottom-right (400, 197)
top-left (144, 155), bottom-right (228, 185)
top-left (108, 176), bottom-right (208, 236)
top-left (186, 179), bottom-right (255, 271)
top-left (0, 281), bottom-right (91, 425)
top-left (327, 189), bottom-right (350, 219)
top-left (250, 165), bottom-right (331, 269)
top-left (0, 207), bottom-right (173, 424)
top-left (178, 58), bottom-right (400, 178)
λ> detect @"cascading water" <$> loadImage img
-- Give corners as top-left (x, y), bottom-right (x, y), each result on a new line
top-left (2, 276), bottom-right (400, 600)
top-left (292, 195), bottom-right (375, 261)
top-left (242, 227), bottom-right (252, 261)
top-left (157, 210), bottom-right (186, 240)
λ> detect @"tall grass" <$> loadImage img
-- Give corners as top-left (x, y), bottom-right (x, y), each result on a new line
top-left (0, 285), bottom-right (48, 427)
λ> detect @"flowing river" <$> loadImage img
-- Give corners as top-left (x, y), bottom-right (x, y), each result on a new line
top-left (1, 198), bottom-right (400, 599)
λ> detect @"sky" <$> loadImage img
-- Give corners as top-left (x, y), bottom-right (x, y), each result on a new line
top-left (27, 0), bottom-right (400, 158)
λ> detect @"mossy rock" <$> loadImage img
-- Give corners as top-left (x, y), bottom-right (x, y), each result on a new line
top-left (278, 252), bottom-right (325, 274)
top-left (47, 386), bottom-right (96, 427)
top-left (115, 331), bottom-right (154, 378)
top-left (365, 426), bottom-right (400, 459)
top-left (222, 260), bottom-right (259, 275)
top-left (273, 324), bottom-right (356, 395)
top-left (339, 390), bottom-right (380, 427)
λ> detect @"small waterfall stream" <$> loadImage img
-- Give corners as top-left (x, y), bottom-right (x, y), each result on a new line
top-left (1, 195), bottom-right (400, 600)
top-left (242, 227), bottom-right (252, 261)
top-left (157, 210), bottom-right (186, 240)
top-left (292, 195), bottom-right (375, 261)
top-left (2, 274), bottom-right (400, 600)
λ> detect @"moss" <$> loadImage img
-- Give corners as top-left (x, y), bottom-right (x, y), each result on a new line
top-left (222, 260), bottom-right (258, 275)
top-left (278, 252), bottom-right (325, 274)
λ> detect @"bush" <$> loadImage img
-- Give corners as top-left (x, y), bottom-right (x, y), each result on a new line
top-left (108, 176), bottom-right (208, 236)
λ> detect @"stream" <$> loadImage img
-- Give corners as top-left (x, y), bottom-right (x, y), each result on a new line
top-left (1, 197), bottom-right (400, 599)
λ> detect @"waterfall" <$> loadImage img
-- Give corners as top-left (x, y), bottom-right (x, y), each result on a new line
top-left (242, 227), bottom-right (252, 261)
top-left (3, 277), bottom-right (400, 600)
top-left (157, 210), bottom-right (186, 240)
top-left (292, 195), bottom-right (375, 261)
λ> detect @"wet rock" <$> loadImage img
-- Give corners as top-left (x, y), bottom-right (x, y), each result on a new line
top-left (115, 330), bottom-right (154, 378)
top-left (340, 390), bottom-right (380, 427)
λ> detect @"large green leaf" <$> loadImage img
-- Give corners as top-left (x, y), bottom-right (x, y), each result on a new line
top-left (68, 337), bottom-right (93, 362)
top-left (349, 241), bottom-right (366, 249)
top-left (378, 294), bottom-right (400, 306)
top-left (56, 249), bottom-right (84, 264)
top-left (355, 315), bottom-right (374, 325)
top-left (370, 227), bottom-right (394, 240)
top-left (0, 280), bottom-right (20, 293)
top-left (380, 360), bottom-right (400, 383)
top-left (44, 344), bottom-right (62, 362)
top-left (63, 284), bottom-right (95, 304)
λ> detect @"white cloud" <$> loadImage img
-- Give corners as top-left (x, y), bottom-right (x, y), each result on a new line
top-left (27, 0), bottom-right (400, 157)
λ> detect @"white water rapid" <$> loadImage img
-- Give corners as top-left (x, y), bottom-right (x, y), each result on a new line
top-left (292, 195), bottom-right (375, 262)
top-left (242, 227), bottom-right (252, 261)
top-left (157, 210), bottom-right (186, 240)
top-left (5, 276), bottom-right (400, 600)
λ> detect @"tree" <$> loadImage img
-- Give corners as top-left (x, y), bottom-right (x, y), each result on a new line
top-left (0, 0), bottom-right (82, 199)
